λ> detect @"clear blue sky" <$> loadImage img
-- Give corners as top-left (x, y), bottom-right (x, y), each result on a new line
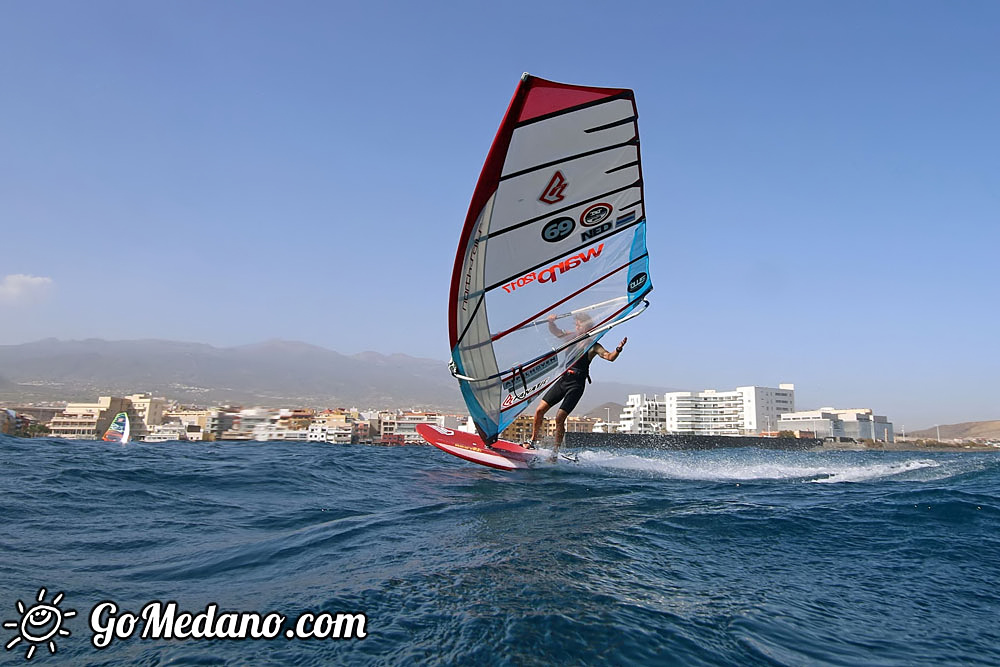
top-left (1, 1), bottom-right (997, 430)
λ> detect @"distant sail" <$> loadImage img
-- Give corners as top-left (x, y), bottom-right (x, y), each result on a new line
top-left (450, 74), bottom-right (652, 443)
top-left (102, 411), bottom-right (130, 443)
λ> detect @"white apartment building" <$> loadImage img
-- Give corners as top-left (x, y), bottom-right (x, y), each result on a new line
top-left (307, 422), bottom-right (354, 443)
top-left (232, 408), bottom-right (272, 436)
top-left (253, 423), bottom-right (311, 441)
top-left (380, 412), bottom-right (445, 444)
top-left (618, 384), bottom-right (796, 436)
top-left (779, 408), bottom-right (895, 442)
top-left (618, 394), bottom-right (666, 434)
top-left (144, 423), bottom-right (189, 442)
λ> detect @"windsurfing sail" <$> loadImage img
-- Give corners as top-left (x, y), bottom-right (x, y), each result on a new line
top-left (102, 411), bottom-right (130, 443)
top-left (450, 74), bottom-right (653, 444)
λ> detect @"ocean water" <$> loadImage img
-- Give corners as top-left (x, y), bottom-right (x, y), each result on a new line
top-left (1, 434), bottom-right (998, 666)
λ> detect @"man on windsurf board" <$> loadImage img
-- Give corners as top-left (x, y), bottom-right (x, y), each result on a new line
top-left (528, 312), bottom-right (627, 460)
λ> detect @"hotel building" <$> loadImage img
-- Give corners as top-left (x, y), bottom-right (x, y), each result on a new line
top-left (47, 396), bottom-right (132, 440)
top-left (778, 408), bottom-right (895, 442)
top-left (618, 384), bottom-right (796, 436)
top-left (379, 411), bottom-right (445, 444)
top-left (124, 393), bottom-right (168, 439)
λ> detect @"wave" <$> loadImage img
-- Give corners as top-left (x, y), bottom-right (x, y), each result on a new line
top-left (566, 448), bottom-right (948, 483)
top-left (809, 458), bottom-right (941, 483)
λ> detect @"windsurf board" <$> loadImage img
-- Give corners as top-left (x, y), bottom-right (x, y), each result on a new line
top-left (416, 423), bottom-right (548, 471)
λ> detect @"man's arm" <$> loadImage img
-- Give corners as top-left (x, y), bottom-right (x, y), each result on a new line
top-left (594, 337), bottom-right (627, 361)
top-left (547, 314), bottom-right (571, 339)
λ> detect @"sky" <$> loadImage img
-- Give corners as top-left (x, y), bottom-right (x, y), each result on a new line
top-left (1, 1), bottom-right (997, 430)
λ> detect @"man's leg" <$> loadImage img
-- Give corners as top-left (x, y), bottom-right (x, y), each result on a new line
top-left (530, 400), bottom-right (550, 444)
top-left (552, 409), bottom-right (569, 458)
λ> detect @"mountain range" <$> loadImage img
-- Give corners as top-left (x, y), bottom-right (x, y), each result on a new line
top-left (0, 338), bottom-right (670, 414)
top-left (907, 421), bottom-right (1000, 441)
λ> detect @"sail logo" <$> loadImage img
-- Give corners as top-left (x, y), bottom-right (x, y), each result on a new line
top-left (539, 171), bottom-right (568, 204)
top-left (628, 272), bottom-right (648, 293)
top-left (502, 375), bottom-right (555, 409)
top-left (502, 357), bottom-right (558, 393)
top-left (580, 203), bottom-right (613, 227)
top-left (501, 244), bottom-right (604, 294)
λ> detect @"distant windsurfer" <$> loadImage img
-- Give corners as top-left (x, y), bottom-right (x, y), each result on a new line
top-left (527, 313), bottom-right (627, 460)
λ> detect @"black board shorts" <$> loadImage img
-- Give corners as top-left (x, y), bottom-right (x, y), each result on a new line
top-left (541, 371), bottom-right (588, 414)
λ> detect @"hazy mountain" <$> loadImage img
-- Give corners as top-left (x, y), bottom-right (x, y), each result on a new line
top-left (908, 421), bottom-right (1000, 440)
top-left (0, 339), bottom-right (462, 409)
top-left (583, 401), bottom-right (626, 421)
top-left (0, 338), bottom-right (672, 413)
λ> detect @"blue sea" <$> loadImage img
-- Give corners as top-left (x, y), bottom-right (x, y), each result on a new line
top-left (1, 434), bottom-right (998, 666)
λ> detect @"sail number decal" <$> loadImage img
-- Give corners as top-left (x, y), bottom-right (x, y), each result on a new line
top-left (541, 217), bottom-right (575, 242)
top-left (500, 244), bottom-right (604, 294)
top-left (539, 171), bottom-right (568, 204)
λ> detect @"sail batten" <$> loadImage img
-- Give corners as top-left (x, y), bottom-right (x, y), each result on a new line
top-left (498, 138), bottom-right (638, 182)
top-left (449, 74), bottom-right (653, 443)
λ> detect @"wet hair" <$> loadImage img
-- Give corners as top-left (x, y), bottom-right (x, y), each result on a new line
top-left (573, 313), bottom-right (593, 330)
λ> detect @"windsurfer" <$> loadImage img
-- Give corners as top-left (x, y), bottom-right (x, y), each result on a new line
top-left (527, 313), bottom-right (627, 460)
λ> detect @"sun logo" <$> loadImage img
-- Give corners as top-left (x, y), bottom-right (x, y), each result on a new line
top-left (3, 588), bottom-right (76, 660)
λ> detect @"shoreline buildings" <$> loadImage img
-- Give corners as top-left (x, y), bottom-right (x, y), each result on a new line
top-left (4, 381), bottom-right (896, 444)
top-left (8, 396), bottom-right (467, 445)
top-left (615, 383), bottom-right (895, 443)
